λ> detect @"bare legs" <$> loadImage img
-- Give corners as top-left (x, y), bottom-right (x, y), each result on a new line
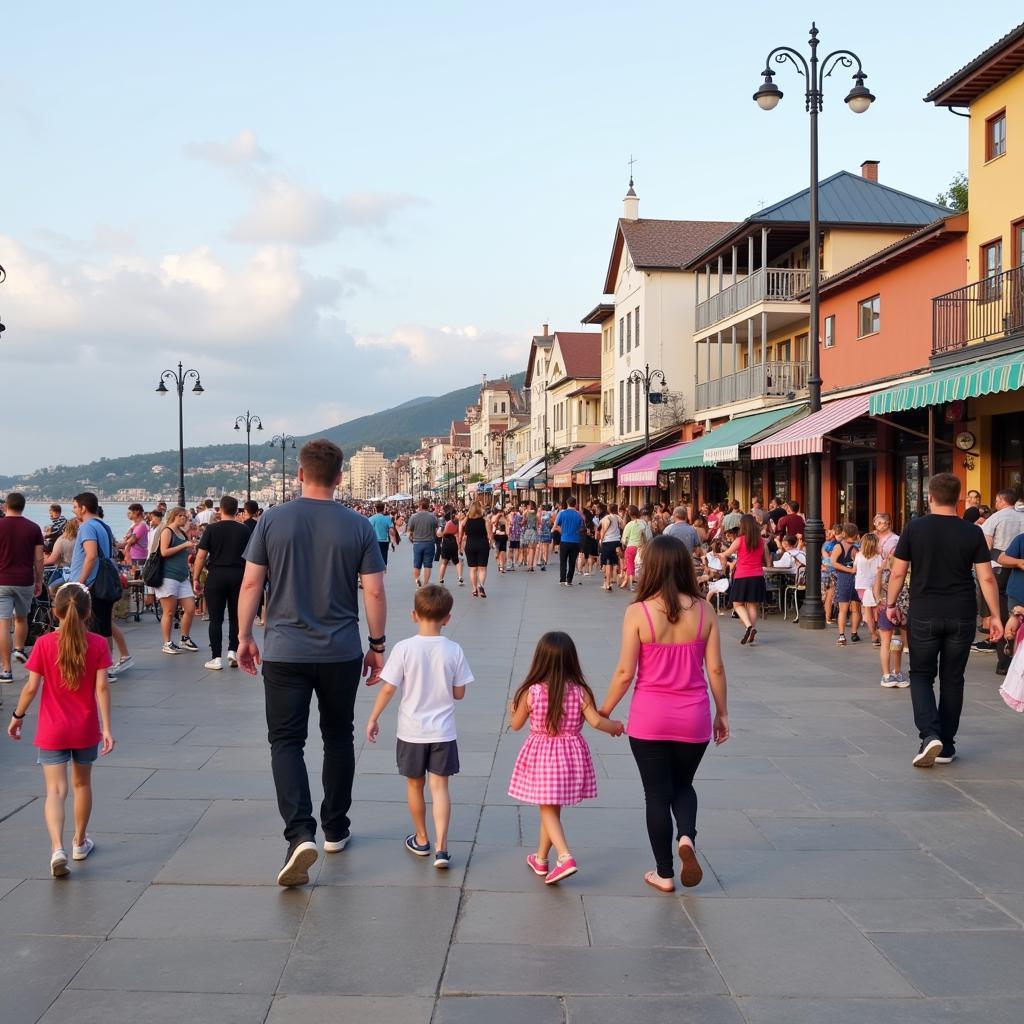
top-left (537, 805), bottom-right (570, 862)
top-left (43, 762), bottom-right (93, 853)
top-left (406, 775), bottom-right (451, 852)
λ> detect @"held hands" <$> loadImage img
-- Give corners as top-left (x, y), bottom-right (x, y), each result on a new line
top-left (605, 718), bottom-right (626, 738)
top-left (366, 718), bottom-right (380, 743)
top-left (713, 712), bottom-right (730, 746)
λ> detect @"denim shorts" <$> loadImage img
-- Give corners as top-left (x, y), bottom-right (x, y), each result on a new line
top-left (412, 541), bottom-right (435, 569)
top-left (37, 744), bottom-right (100, 766)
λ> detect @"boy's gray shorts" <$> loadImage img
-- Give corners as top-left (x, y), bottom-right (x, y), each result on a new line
top-left (396, 739), bottom-right (460, 778)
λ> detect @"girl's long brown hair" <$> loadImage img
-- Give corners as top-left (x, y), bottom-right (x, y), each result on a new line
top-left (512, 632), bottom-right (595, 735)
top-left (738, 513), bottom-right (761, 551)
top-left (633, 534), bottom-right (702, 623)
top-left (53, 583), bottom-right (92, 691)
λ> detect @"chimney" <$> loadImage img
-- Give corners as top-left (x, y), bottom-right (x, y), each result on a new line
top-left (623, 178), bottom-right (639, 221)
top-left (542, 323), bottom-right (549, 336)
top-left (860, 160), bottom-right (879, 182)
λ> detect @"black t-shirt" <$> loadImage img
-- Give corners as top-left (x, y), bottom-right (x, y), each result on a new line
top-left (893, 513), bottom-right (990, 621)
top-left (963, 507), bottom-right (981, 524)
top-left (198, 520), bottom-right (251, 571)
top-left (768, 507), bottom-right (786, 527)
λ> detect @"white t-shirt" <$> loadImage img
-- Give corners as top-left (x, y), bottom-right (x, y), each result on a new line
top-left (773, 549), bottom-right (806, 575)
top-left (854, 552), bottom-right (881, 591)
top-left (380, 635), bottom-right (473, 743)
top-left (195, 509), bottom-right (216, 527)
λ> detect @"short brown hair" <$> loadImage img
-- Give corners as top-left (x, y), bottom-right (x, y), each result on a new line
top-left (220, 495), bottom-right (239, 517)
top-left (928, 472), bottom-right (960, 507)
top-left (414, 584), bottom-right (453, 621)
top-left (299, 439), bottom-right (343, 486)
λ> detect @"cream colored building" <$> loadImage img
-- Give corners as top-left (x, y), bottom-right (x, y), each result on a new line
top-left (467, 376), bottom-right (524, 477)
top-left (347, 446), bottom-right (389, 499)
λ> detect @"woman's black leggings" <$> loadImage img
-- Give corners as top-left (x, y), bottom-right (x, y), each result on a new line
top-left (629, 737), bottom-right (709, 878)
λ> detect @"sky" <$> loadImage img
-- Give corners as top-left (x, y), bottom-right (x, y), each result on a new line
top-left (1, 1), bottom-right (1020, 473)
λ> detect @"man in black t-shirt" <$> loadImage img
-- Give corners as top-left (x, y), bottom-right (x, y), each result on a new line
top-left (887, 473), bottom-right (1002, 768)
top-left (767, 498), bottom-right (787, 533)
top-left (192, 495), bottom-right (252, 671)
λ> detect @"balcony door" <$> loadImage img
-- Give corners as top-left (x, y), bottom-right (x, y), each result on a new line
top-left (837, 457), bottom-right (874, 533)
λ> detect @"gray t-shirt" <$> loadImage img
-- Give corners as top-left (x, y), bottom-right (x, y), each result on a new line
top-left (407, 511), bottom-right (440, 543)
top-left (243, 498), bottom-right (385, 663)
top-left (664, 520), bottom-right (700, 552)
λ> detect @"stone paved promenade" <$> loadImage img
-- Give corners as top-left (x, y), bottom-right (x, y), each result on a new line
top-left (2, 564), bottom-right (1024, 1023)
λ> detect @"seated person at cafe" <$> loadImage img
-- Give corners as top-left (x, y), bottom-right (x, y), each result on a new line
top-left (772, 535), bottom-right (807, 576)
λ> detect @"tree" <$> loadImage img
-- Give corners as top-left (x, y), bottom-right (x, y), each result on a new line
top-left (936, 172), bottom-right (968, 212)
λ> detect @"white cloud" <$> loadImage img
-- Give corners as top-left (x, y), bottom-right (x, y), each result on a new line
top-left (354, 322), bottom-right (522, 367)
top-left (184, 129), bottom-right (270, 166)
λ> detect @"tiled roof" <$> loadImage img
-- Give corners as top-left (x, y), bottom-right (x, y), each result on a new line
top-left (567, 381), bottom-right (602, 398)
top-left (925, 21), bottom-right (1024, 106)
top-left (553, 331), bottom-right (601, 380)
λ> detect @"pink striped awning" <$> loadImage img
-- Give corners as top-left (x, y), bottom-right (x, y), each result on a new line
top-left (617, 441), bottom-right (690, 487)
top-left (749, 393), bottom-right (871, 460)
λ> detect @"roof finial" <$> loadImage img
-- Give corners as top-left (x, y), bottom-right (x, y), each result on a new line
top-left (627, 153), bottom-right (637, 191)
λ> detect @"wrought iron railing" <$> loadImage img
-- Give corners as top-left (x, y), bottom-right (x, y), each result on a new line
top-left (933, 264), bottom-right (1024, 354)
top-left (696, 267), bottom-right (811, 331)
top-left (695, 360), bottom-right (809, 412)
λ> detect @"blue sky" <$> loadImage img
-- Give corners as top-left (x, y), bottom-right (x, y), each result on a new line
top-left (2, 1), bottom-right (1019, 471)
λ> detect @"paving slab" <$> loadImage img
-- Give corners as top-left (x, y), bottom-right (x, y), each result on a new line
top-left (749, 814), bottom-right (918, 850)
top-left (37, 991), bottom-right (272, 1024)
top-left (456, 890), bottom-right (589, 946)
top-left (566, 995), bottom-right (745, 1023)
top-left (737, 996), bottom-right (1024, 1024)
top-left (267, 995), bottom-right (433, 1023)
top-left (434, 995), bottom-right (565, 1023)
top-left (0, 879), bottom-right (145, 936)
top-left (0, 935), bottom-right (101, 1024)
top-left (583, 893), bottom-right (703, 947)
top-left (838, 897), bottom-right (1021, 932)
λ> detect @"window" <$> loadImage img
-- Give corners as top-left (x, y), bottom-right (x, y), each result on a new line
top-left (823, 315), bottom-right (835, 349)
top-left (618, 317), bottom-right (624, 356)
top-left (634, 376), bottom-right (641, 429)
top-left (986, 110), bottom-right (1006, 161)
top-left (619, 380), bottom-right (625, 434)
top-left (982, 239), bottom-right (1003, 301)
top-left (635, 305), bottom-right (640, 349)
top-left (858, 295), bottom-right (880, 337)
top-left (501, 401), bottom-right (506, 413)
top-left (626, 379), bottom-right (632, 433)
top-left (626, 311), bottom-right (632, 352)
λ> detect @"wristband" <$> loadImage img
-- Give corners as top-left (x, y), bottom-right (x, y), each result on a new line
top-left (11, 710), bottom-right (25, 720)
top-left (368, 635), bottom-right (386, 646)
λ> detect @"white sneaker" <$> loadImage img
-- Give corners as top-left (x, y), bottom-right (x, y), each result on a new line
top-left (72, 835), bottom-right (95, 861)
top-left (204, 657), bottom-right (223, 671)
top-left (227, 651), bottom-right (238, 668)
top-left (112, 654), bottom-right (134, 676)
top-left (50, 848), bottom-right (69, 877)
top-left (323, 831), bottom-right (351, 853)
top-left (162, 642), bottom-right (181, 656)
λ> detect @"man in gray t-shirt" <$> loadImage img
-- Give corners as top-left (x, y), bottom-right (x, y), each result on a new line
top-left (237, 440), bottom-right (387, 888)
top-left (406, 500), bottom-right (441, 587)
top-left (664, 506), bottom-right (700, 552)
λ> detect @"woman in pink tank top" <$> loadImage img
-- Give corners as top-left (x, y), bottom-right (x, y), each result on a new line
top-left (600, 536), bottom-right (730, 893)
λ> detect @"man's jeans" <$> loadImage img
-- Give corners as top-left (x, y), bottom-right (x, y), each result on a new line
top-left (559, 542), bottom-right (581, 584)
top-left (907, 618), bottom-right (974, 749)
top-left (263, 658), bottom-right (362, 843)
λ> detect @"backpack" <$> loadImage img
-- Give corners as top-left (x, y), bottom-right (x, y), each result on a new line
top-left (89, 521), bottom-right (124, 603)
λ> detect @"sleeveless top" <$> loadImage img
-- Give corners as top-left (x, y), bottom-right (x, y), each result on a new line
top-left (602, 515), bottom-right (622, 544)
top-left (464, 517), bottom-right (488, 545)
top-left (733, 536), bottom-right (765, 579)
top-left (627, 600), bottom-right (712, 744)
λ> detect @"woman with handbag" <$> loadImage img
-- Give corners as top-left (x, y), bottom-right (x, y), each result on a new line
top-left (155, 508), bottom-right (198, 656)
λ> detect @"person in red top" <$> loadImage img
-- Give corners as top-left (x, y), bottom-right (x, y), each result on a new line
top-left (720, 515), bottom-right (770, 645)
top-left (776, 500), bottom-right (806, 540)
top-left (7, 582), bottom-right (114, 877)
top-left (0, 492), bottom-right (45, 682)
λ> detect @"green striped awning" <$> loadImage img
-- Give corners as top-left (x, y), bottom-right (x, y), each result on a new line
top-left (869, 352), bottom-right (1024, 415)
top-left (573, 439), bottom-right (645, 472)
top-left (660, 406), bottom-right (800, 469)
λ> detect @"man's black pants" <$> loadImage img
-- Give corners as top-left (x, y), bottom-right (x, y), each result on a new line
top-left (907, 617), bottom-right (974, 750)
top-left (995, 568), bottom-right (1011, 672)
top-left (204, 568), bottom-right (243, 658)
top-left (263, 658), bottom-right (362, 843)
top-left (559, 542), bottom-right (581, 584)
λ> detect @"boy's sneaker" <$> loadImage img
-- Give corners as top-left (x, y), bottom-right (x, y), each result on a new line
top-left (895, 673), bottom-right (910, 688)
top-left (180, 636), bottom-right (199, 652)
top-left (227, 651), bottom-right (238, 668)
top-left (880, 674), bottom-right (898, 688)
top-left (204, 657), bottom-right (223, 671)
top-left (12, 648), bottom-right (28, 664)
top-left (323, 831), bottom-right (351, 853)
top-left (934, 747), bottom-right (957, 764)
top-left (913, 737), bottom-right (943, 768)
top-left (162, 642), bottom-right (182, 656)
top-left (50, 849), bottom-right (69, 877)
top-left (72, 835), bottom-right (95, 861)
top-left (277, 839), bottom-right (318, 887)
top-left (971, 640), bottom-right (997, 653)
top-left (0, 669), bottom-right (13, 683)
top-left (434, 850), bottom-right (450, 869)
top-left (405, 834), bottom-right (431, 857)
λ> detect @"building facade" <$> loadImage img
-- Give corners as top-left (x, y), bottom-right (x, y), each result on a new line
top-left (347, 446), bottom-right (390, 500)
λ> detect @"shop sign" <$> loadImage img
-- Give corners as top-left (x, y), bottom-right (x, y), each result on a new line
top-left (552, 473), bottom-right (572, 487)
top-left (591, 468), bottom-right (614, 482)
top-left (572, 471), bottom-right (590, 485)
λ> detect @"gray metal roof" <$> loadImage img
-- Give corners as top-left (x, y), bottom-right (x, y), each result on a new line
top-left (757, 171), bottom-right (949, 226)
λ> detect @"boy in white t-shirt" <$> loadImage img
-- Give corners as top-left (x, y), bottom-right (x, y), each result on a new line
top-left (366, 585), bottom-right (472, 868)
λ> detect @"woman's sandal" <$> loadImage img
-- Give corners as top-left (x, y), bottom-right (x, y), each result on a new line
top-left (678, 839), bottom-right (703, 888)
top-left (644, 870), bottom-right (675, 893)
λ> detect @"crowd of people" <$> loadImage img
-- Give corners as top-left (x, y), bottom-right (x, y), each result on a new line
top-left (2, 444), bottom-right (1022, 884)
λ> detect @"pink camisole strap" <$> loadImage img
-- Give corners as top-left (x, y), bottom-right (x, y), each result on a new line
top-left (640, 599), bottom-right (705, 643)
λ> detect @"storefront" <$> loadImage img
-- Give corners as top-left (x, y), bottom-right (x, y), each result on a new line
top-left (616, 440), bottom-right (692, 508)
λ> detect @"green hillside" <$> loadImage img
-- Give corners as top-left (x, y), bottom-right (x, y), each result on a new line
top-left (0, 373), bottom-right (525, 499)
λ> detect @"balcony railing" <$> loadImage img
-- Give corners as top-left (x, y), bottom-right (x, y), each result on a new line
top-left (696, 267), bottom-right (812, 332)
top-left (933, 264), bottom-right (1024, 354)
top-left (695, 360), bottom-right (809, 412)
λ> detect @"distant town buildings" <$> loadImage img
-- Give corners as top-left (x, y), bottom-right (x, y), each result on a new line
top-left (347, 445), bottom-right (390, 499)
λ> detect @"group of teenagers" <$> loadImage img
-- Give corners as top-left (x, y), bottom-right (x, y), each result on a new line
top-left (4, 441), bottom-right (729, 893)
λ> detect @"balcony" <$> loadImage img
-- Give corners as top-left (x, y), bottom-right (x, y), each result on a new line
top-left (933, 265), bottom-right (1024, 356)
top-left (696, 267), bottom-right (811, 332)
top-left (695, 360), bottom-right (809, 413)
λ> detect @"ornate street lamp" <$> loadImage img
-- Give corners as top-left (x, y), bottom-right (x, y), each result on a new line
top-left (269, 434), bottom-right (295, 503)
top-left (233, 410), bottom-right (263, 501)
top-left (753, 22), bottom-right (874, 631)
top-left (156, 362), bottom-right (204, 507)
top-left (489, 429), bottom-right (513, 504)
top-left (626, 363), bottom-right (669, 454)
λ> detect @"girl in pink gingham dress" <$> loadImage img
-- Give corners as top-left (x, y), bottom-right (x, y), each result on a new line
top-left (508, 632), bottom-right (624, 885)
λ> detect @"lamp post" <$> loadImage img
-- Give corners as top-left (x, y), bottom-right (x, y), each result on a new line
top-left (233, 410), bottom-right (263, 501)
top-left (156, 362), bottom-right (204, 507)
top-left (627, 363), bottom-right (668, 506)
top-left (753, 22), bottom-right (874, 631)
top-left (489, 429), bottom-right (512, 506)
top-left (461, 450), bottom-right (475, 505)
top-left (269, 434), bottom-right (295, 504)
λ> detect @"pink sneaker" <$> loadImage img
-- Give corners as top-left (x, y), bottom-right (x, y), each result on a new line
top-left (526, 853), bottom-right (548, 876)
top-left (544, 856), bottom-right (578, 885)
